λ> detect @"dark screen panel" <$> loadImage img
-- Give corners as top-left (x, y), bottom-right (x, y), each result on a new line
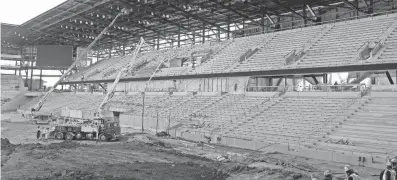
top-left (36, 45), bottom-right (73, 67)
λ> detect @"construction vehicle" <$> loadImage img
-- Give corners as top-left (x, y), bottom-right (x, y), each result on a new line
top-left (50, 118), bottom-right (120, 141)
top-left (27, 111), bottom-right (55, 125)
top-left (49, 37), bottom-right (145, 141)
top-left (30, 7), bottom-right (131, 113)
top-left (29, 8), bottom-right (133, 141)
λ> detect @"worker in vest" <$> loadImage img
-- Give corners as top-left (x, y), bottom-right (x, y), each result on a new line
top-left (324, 170), bottom-right (333, 180)
top-left (344, 165), bottom-right (361, 180)
top-left (380, 160), bottom-right (396, 180)
top-left (392, 158), bottom-right (397, 175)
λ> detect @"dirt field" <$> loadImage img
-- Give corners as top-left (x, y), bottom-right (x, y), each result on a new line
top-left (1, 113), bottom-right (382, 180)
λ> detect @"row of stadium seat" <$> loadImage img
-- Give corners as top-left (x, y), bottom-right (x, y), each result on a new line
top-left (18, 90), bottom-right (397, 157)
top-left (324, 97), bottom-right (397, 156)
top-left (65, 13), bottom-right (397, 82)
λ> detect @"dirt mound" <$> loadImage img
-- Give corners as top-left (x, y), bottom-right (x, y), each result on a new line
top-left (22, 140), bottom-right (84, 151)
top-left (1, 138), bottom-right (11, 146)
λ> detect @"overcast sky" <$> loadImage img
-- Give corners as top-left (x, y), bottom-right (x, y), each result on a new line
top-left (0, 0), bottom-right (66, 25)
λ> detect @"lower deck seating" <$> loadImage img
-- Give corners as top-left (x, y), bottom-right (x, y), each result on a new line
top-left (222, 97), bottom-right (356, 145)
top-left (325, 97), bottom-right (397, 156)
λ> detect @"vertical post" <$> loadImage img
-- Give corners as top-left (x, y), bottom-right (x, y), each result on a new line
top-left (156, 111), bottom-right (159, 134)
top-left (355, 0), bottom-right (359, 16)
top-left (217, 27), bottom-right (220, 41)
top-left (141, 92), bottom-right (145, 132)
top-left (261, 7), bottom-right (265, 33)
top-left (157, 35), bottom-right (160, 50)
top-left (39, 69), bottom-right (43, 90)
top-left (227, 16), bottom-right (230, 39)
top-left (14, 61), bottom-right (17, 75)
top-left (202, 23), bottom-right (205, 43)
top-left (122, 44), bottom-right (126, 56)
top-left (29, 52), bottom-right (34, 91)
top-left (108, 47), bottom-right (112, 58)
top-left (178, 25), bottom-right (181, 47)
top-left (303, 4), bottom-right (307, 26)
top-left (192, 32), bottom-right (196, 45)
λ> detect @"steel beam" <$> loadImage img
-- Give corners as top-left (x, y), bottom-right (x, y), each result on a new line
top-left (386, 71), bottom-right (395, 84)
top-left (208, 0), bottom-right (262, 26)
top-left (165, 2), bottom-right (229, 33)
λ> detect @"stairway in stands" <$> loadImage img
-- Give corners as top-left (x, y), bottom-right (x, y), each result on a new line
top-left (372, 22), bottom-right (397, 63)
top-left (324, 97), bottom-right (397, 156)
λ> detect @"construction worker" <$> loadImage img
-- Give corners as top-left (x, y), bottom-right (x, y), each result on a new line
top-left (311, 174), bottom-right (319, 180)
top-left (380, 160), bottom-right (396, 180)
top-left (324, 170), bottom-right (333, 180)
top-left (344, 165), bottom-right (361, 180)
top-left (392, 158), bottom-right (397, 172)
top-left (36, 126), bottom-right (41, 140)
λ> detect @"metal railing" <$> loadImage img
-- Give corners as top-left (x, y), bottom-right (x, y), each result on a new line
top-left (233, 10), bottom-right (397, 38)
top-left (245, 85), bottom-right (284, 92)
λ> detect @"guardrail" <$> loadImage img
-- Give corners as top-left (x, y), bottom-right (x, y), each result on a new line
top-left (232, 9), bottom-right (397, 38)
top-left (245, 85), bottom-right (285, 92)
top-left (289, 85), bottom-right (361, 92)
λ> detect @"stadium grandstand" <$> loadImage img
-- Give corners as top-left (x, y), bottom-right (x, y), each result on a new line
top-left (1, 0), bottom-right (397, 177)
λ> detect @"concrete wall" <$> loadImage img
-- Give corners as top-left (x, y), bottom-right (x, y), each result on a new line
top-left (369, 92), bottom-right (397, 97)
top-left (113, 77), bottom-right (250, 93)
top-left (285, 92), bottom-right (359, 97)
top-left (119, 114), bottom-right (170, 132)
top-left (173, 130), bottom-right (386, 169)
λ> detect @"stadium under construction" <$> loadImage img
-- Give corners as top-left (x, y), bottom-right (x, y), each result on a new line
top-left (1, 0), bottom-right (397, 179)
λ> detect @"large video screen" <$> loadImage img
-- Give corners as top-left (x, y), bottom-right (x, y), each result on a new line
top-left (36, 45), bottom-right (73, 67)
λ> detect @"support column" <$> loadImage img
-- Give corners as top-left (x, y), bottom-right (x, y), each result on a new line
top-left (108, 47), bottom-right (112, 58)
top-left (303, 4), bottom-right (307, 26)
top-left (292, 76), bottom-right (296, 87)
top-left (202, 23), bottom-right (205, 43)
top-left (386, 71), bottom-right (395, 84)
top-left (323, 74), bottom-right (328, 84)
top-left (39, 69), bottom-right (43, 90)
top-left (122, 45), bottom-right (126, 56)
top-left (29, 59), bottom-right (34, 91)
top-left (192, 33), bottom-right (195, 45)
top-left (14, 61), bottom-right (17, 75)
top-left (157, 35), bottom-right (160, 50)
top-left (354, 0), bottom-right (359, 16)
top-left (261, 8), bottom-right (265, 33)
top-left (227, 16), bottom-right (231, 39)
top-left (178, 26), bottom-right (181, 47)
top-left (217, 27), bottom-right (220, 41)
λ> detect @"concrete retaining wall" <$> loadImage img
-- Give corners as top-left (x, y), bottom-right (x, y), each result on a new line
top-left (246, 92), bottom-right (277, 97)
top-left (369, 92), bottom-right (397, 97)
top-left (119, 114), bottom-right (170, 132)
top-left (285, 92), bottom-right (359, 97)
top-left (173, 130), bottom-right (386, 169)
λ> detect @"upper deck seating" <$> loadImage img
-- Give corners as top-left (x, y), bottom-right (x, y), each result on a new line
top-left (371, 23), bottom-right (397, 63)
top-left (63, 13), bottom-right (397, 81)
top-left (297, 15), bottom-right (397, 67)
top-left (192, 34), bottom-right (268, 74)
top-left (232, 26), bottom-right (325, 71)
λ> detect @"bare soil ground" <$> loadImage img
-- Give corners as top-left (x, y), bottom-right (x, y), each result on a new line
top-left (1, 114), bottom-right (382, 180)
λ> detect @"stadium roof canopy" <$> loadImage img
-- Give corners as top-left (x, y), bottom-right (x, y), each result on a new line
top-left (2, 0), bottom-right (365, 50)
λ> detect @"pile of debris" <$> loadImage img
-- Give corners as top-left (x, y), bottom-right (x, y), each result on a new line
top-left (1, 138), bottom-right (11, 147)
